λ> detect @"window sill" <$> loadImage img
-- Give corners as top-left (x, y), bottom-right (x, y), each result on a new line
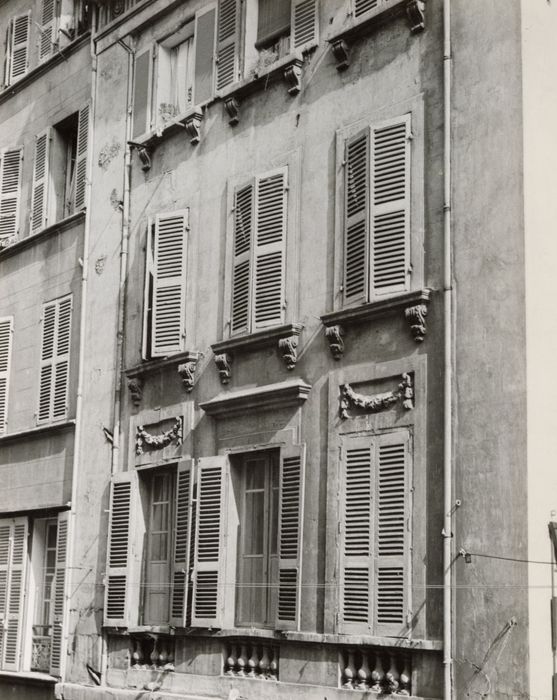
top-left (327, 0), bottom-right (425, 71)
top-left (0, 211), bottom-right (85, 260)
top-left (199, 378), bottom-right (311, 418)
top-left (321, 289), bottom-right (431, 359)
top-left (0, 419), bottom-right (75, 444)
top-left (125, 350), bottom-right (202, 403)
top-left (0, 670), bottom-right (57, 684)
top-left (211, 323), bottom-right (303, 383)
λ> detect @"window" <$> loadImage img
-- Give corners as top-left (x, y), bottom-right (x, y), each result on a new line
top-left (38, 295), bottom-right (72, 424)
top-left (155, 23), bottom-right (195, 127)
top-left (0, 317), bottom-right (13, 435)
top-left (0, 147), bottom-right (23, 244)
top-left (30, 519), bottom-right (57, 672)
top-left (4, 13), bottom-right (31, 87)
top-left (142, 210), bottom-right (189, 359)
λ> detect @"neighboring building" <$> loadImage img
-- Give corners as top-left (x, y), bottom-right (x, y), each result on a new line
top-left (0, 1), bottom-right (556, 699)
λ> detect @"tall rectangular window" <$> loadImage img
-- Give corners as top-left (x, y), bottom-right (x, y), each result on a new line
top-left (0, 147), bottom-right (23, 243)
top-left (31, 519), bottom-right (57, 672)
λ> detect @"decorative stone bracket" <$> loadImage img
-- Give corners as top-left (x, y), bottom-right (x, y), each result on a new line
top-left (404, 303), bottom-right (428, 342)
top-left (127, 377), bottom-right (143, 406)
top-left (177, 358), bottom-right (199, 392)
top-left (183, 109), bottom-right (203, 144)
top-left (340, 373), bottom-right (413, 419)
top-left (215, 353), bottom-right (233, 385)
top-left (125, 350), bottom-right (202, 404)
top-left (136, 416), bottom-right (183, 455)
top-left (128, 141), bottom-right (152, 172)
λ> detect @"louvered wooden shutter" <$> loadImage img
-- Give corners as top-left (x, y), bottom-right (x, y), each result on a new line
top-left (370, 115), bottom-right (411, 297)
top-left (74, 104), bottom-right (89, 211)
top-left (253, 168), bottom-right (287, 330)
top-left (39, 0), bottom-right (57, 62)
top-left (194, 5), bottom-right (216, 105)
top-left (31, 129), bottom-right (52, 233)
top-left (231, 182), bottom-right (254, 335)
top-left (291, 0), bottom-right (318, 51)
top-left (50, 511), bottom-right (69, 676)
top-left (151, 210), bottom-right (188, 358)
top-left (39, 296), bottom-right (72, 423)
top-left (170, 459), bottom-right (195, 627)
top-left (8, 14), bottom-right (30, 84)
top-left (216, 0), bottom-right (240, 91)
top-left (192, 456), bottom-right (229, 628)
top-left (276, 443), bottom-right (305, 631)
top-left (0, 147), bottom-right (23, 241)
top-left (343, 129), bottom-right (369, 306)
top-left (0, 318), bottom-right (13, 436)
top-left (104, 473), bottom-right (134, 626)
top-left (0, 518), bottom-right (27, 671)
top-left (132, 48), bottom-right (152, 138)
top-left (142, 220), bottom-right (154, 360)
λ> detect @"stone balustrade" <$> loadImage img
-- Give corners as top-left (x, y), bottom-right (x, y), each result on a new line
top-left (130, 634), bottom-right (175, 670)
top-left (224, 641), bottom-right (279, 680)
top-left (339, 648), bottom-right (411, 695)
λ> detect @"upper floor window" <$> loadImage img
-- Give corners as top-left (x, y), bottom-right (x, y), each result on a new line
top-left (0, 147), bottom-right (23, 244)
top-left (4, 13), bottom-right (31, 86)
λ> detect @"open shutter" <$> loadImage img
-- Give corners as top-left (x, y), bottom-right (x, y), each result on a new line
top-left (291, 0), bottom-right (318, 51)
top-left (31, 129), bottom-right (52, 233)
top-left (132, 48), bottom-right (152, 138)
top-left (275, 443), bottom-right (305, 631)
top-left (39, 0), bottom-right (57, 62)
top-left (151, 210), bottom-right (188, 357)
top-left (53, 295), bottom-right (71, 420)
top-left (50, 511), bottom-right (69, 676)
top-left (74, 104), bottom-right (89, 212)
top-left (192, 456), bottom-right (229, 628)
top-left (194, 5), bottom-right (216, 105)
top-left (253, 168), bottom-right (287, 330)
top-left (338, 435), bottom-right (374, 635)
top-left (216, 0), bottom-right (240, 91)
top-left (104, 473), bottom-right (134, 627)
top-left (38, 300), bottom-right (56, 423)
top-left (231, 182), bottom-right (253, 335)
top-left (2, 518), bottom-right (28, 671)
top-left (0, 147), bottom-right (23, 242)
top-left (8, 13), bottom-right (30, 84)
top-left (142, 220), bottom-right (154, 360)
top-left (0, 318), bottom-right (13, 436)
top-left (343, 128), bottom-right (369, 305)
top-left (0, 522), bottom-right (9, 667)
top-left (370, 115), bottom-right (411, 297)
top-left (170, 459), bottom-right (195, 627)
top-left (374, 431), bottom-right (410, 635)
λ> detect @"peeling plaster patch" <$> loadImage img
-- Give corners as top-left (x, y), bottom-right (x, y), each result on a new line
top-left (98, 140), bottom-right (121, 169)
top-left (95, 256), bottom-right (107, 275)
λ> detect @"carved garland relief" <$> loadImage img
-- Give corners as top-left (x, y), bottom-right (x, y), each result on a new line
top-left (340, 373), bottom-right (413, 420)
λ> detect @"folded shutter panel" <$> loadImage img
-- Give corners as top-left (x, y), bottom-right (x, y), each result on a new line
top-left (216, 0), bottom-right (240, 91)
top-left (31, 129), bottom-right (52, 233)
top-left (142, 220), bottom-right (154, 360)
top-left (38, 301), bottom-right (57, 423)
top-left (50, 511), bottom-right (69, 676)
top-left (370, 115), bottom-right (411, 297)
top-left (192, 456), bottom-right (229, 628)
top-left (338, 435), bottom-right (373, 635)
top-left (3, 23), bottom-right (13, 89)
top-left (39, 0), bottom-right (57, 61)
top-left (343, 129), bottom-right (370, 305)
top-left (291, 0), bottom-right (318, 50)
top-left (374, 431), bottom-right (410, 635)
top-left (2, 518), bottom-right (28, 671)
top-left (170, 459), bottom-right (195, 627)
top-left (231, 182), bottom-right (254, 335)
top-left (151, 210), bottom-right (188, 358)
top-left (9, 14), bottom-right (30, 83)
top-left (132, 48), bottom-right (152, 138)
top-left (104, 473), bottom-right (135, 626)
top-left (0, 147), bottom-right (23, 242)
top-left (253, 168), bottom-right (287, 330)
top-left (275, 443), bottom-right (305, 631)
top-left (194, 5), bottom-right (216, 105)
top-left (0, 522), bottom-right (9, 667)
top-left (53, 296), bottom-right (71, 421)
top-left (74, 104), bottom-right (89, 211)
top-left (0, 318), bottom-right (13, 435)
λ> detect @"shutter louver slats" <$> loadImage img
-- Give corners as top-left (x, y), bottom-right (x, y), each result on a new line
top-left (39, 0), bottom-right (57, 61)
top-left (31, 130), bottom-right (51, 233)
top-left (0, 319), bottom-right (13, 435)
top-left (354, 0), bottom-right (379, 17)
top-left (0, 524), bottom-right (8, 667)
top-left (0, 518), bottom-right (27, 671)
top-left (344, 131), bottom-right (369, 304)
top-left (292, 0), bottom-right (318, 50)
top-left (104, 477), bottom-right (133, 626)
top-left (170, 461), bottom-right (194, 627)
top-left (74, 105), bottom-right (89, 211)
top-left (0, 148), bottom-right (23, 241)
top-left (39, 297), bottom-right (71, 423)
top-left (9, 14), bottom-right (30, 84)
top-left (216, 0), bottom-right (239, 91)
top-left (231, 183), bottom-right (253, 335)
top-left (50, 512), bottom-right (69, 676)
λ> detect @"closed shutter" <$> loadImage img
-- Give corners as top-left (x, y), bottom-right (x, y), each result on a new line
top-left (38, 296), bottom-right (72, 423)
top-left (231, 182), bottom-right (254, 336)
top-left (39, 0), bottom-right (57, 62)
top-left (253, 168), bottom-right (287, 330)
top-left (216, 0), bottom-right (240, 91)
top-left (275, 443), bottom-right (305, 631)
top-left (291, 0), bottom-right (318, 50)
top-left (194, 5), bottom-right (216, 105)
top-left (191, 456), bottom-right (229, 628)
top-left (8, 14), bottom-right (30, 84)
top-left (0, 318), bottom-right (13, 436)
top-left (142, 220), bottom-right (154, 360)
top-left (0, 523), bottom-right (9, 667)
top-left (151, 210), bottom-right (188, 358)
top-left (0, 147), bottom-right (23, 242)
top-left (50, 511), bottom-right (69, 676)
top-left (370, 115), bottom-right (411, 296)
top-left (73, 104), bottom-right (89, 212)
top-left (104, 473), bottom-right (134, 627)
top-left (31, 129), bottom-right (52, 233)
top-left (343, 129), bottom-right (369, 306)
top-left (170, 459), bottom-right (195, 627)
top-left (0, 518), bottom-right (28, 671)
top-left (132, 48), bottom-right (152, 138)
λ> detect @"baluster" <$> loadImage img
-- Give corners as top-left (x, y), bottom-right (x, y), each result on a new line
top-left (269, 648), bottom-right (278, 680)
top-left (382, 653), bottom-right (400, 694)
top-left (356, 649), bottom-right (371, 690)
top-left (370, 652), bottom-right (383, 692)
top-left (259, 645), bottom-right (270, 679)
top-left (343, 650), bottom-right (356, 689)
top-left (237, 644), bottom-right (248, 676)
top-left (166, 640), bottom-right (174, 668)
top-left (247, 644), bottom-right (259, 678)
top-left (399, 655), bottom-right (411, 696)
top-left (225, 643), bottom-right (237, 676)
top-left (158, 638), bottom-right (167, 668)
top-left (131, 638), bottom-right (141, 667)
top-left (150, 638), bottom-right (158, 668)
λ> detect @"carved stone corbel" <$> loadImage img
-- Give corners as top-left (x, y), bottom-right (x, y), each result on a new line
top-left (325, 325), bottom-right (345, 360)
top-left (215, 353), bottom-right (233, 385)
top-left (224, 97), bottom-right (240, 126)
top-left (135, 145), bottom-right (151, 172)
top-left (331, 38), bottom-right (350, 71)
top-left (184, 109), bottom-right (203, 144)
top-left (278, 336), bottom-right (299, 370)
top-left (177, 359), bottom-right (198, 392)
top-left (404, 303), bottom-right (428, 342)
top-left (406, 0), bottom-right (425, 32)
top-left (283, 61), bottom-right (303, 95)
top-left (127, 377), bottom-right (143, 406)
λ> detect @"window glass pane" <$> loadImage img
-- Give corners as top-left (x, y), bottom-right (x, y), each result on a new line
top-left (244, 490), bottom-right (264, 555)
top-left (245, 459), bottom-right (265, 491)
top-left (257, 0), bottom-right (291, 44)
top-left (150, 532), bottom-right (168, 561)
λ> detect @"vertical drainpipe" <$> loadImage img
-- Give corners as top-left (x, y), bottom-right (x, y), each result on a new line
top-left (442, 0), bottom-right (454, 698)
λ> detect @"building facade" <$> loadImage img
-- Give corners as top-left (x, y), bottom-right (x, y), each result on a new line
top-left (0, 1), bottom-right (555, 699)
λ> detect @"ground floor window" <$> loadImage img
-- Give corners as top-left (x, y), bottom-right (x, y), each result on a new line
top-left (31, 518), bottom-right (57, 672)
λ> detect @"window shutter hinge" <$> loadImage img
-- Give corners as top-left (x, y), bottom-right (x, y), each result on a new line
top-left (337, 520), bottom-right (342, 534)
top-left (407, 132), bottom-right (414, 141)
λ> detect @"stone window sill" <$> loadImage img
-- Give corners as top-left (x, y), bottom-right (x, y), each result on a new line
top-left (211, 323), bottom-right (303, 384)
top-left (0, 211), bottom-right (85, 260)
top-left (125, 350), bottom-right (202, 404)
top-left (0, 670), bottom-right (57, 684)
top-left (321, 289), bottom-right (431, 359)
top-left (199, 378), bottom-right (311, 418)
top-left (0, 419), bottom-right (75, 444)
